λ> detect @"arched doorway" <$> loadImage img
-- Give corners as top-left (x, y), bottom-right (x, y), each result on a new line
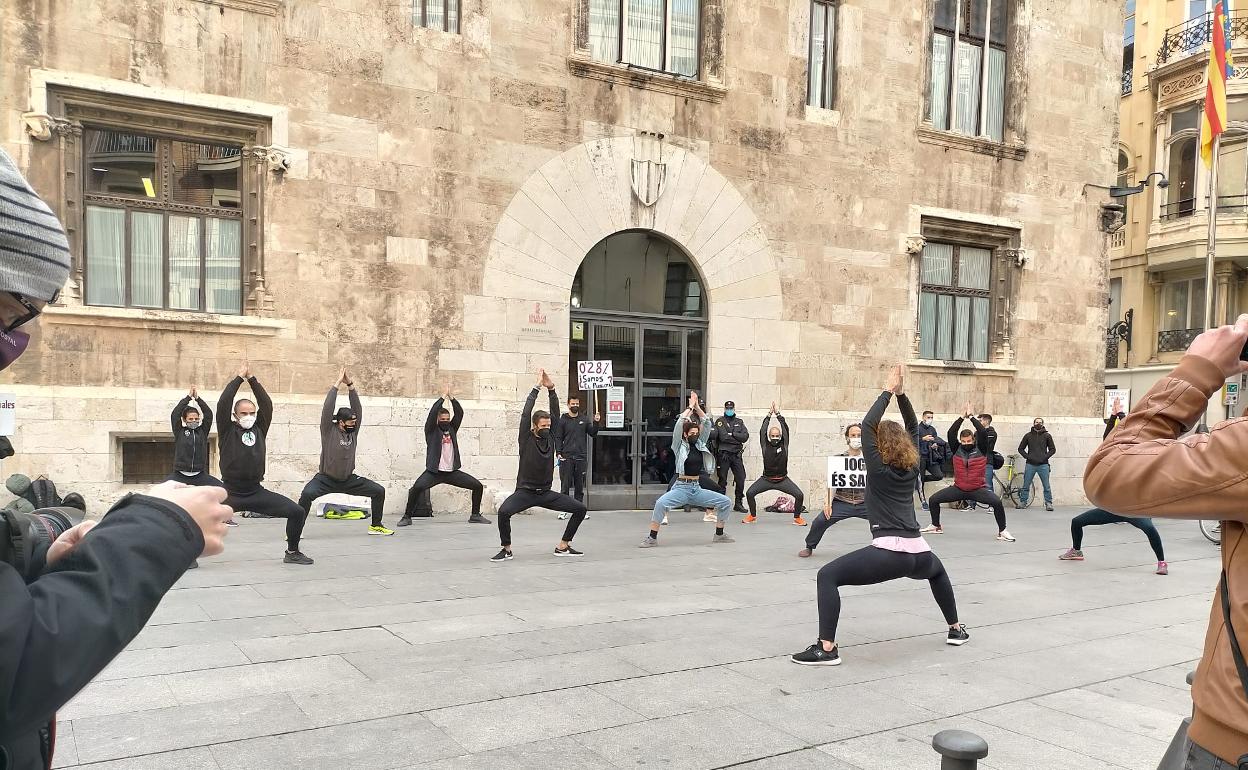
top-left (567, 230), bottom-right (709, 510)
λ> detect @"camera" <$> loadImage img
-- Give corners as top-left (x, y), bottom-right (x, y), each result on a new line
top-left (0, 506), bottom-right (84, 582)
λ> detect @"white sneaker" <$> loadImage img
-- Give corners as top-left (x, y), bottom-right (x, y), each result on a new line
top-left (920, 525), bottom-right (943, 534)
top-left (661, 514), bottom-right (669, 525)
top-left (557, 512), bottom-right (569, 520)
top-left (702, 511), bottom-right (717, 523)
top-left (997, 529), bottom-right (1016, 542)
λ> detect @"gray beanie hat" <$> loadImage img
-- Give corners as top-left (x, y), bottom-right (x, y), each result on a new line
top-left (0, 147), bottom-right (71, 302)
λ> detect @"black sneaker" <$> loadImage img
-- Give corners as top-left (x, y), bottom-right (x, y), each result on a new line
top-left (791, 642), bottom-right (841, 666)
top-left (188, 560), bottom-right (200, 570)
top-left (553, 545), bottom-right (584, 557)
top-left (490, 548), bottom-right (513, 563)
top-left (946, 624), bottom-right (970, 646)
top-left (396, 515), bottom-right (413, 527)
top-left (732, 503), bottom-right (749, 514)
top-left (468, 513), bottom-right (492, 524)
top-left (283, 551), bottom-right (314, 565)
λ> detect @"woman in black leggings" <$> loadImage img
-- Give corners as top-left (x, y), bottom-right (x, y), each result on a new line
top-left (792, 366), bottom-right (969, 666)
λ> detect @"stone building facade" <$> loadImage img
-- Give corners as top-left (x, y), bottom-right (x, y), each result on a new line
top-left (2, 0), bottom-right (1119, 513)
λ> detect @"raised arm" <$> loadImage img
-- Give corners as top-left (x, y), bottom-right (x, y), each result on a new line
top-left (348, 387), bottom-right (362, 428)
top-left (547, 387), bottom-right (558, 426)
top-left (776, 413), bottom-right (790, 445)
top-left (897, 394), bottom-right (918, 433)
top-left (968, 415), bottom-right (989, 453)
top-left (171, 395), bottom-right (192, 434)
top-left (946, 417), bottom-right (963, 448)
top-left (197, 396), bottom-right (213, 434)
top-left (451, 398), bottom-right (464, 430)
top-left (320, 387), bottom-right (337, 436)
top-left (671, 409), bottom-right (689, 452)
top-left (860, 391), bottom-right (891, 471)
top-left (759, 414), bottom-right (771, 446)
top-left (217, 377), bottom-right (245, 433)
top-left (519, 387), bottom-right (540, 444)
top-left (249, 376), bottom-right (274, 434)
top-left (425, 398), bottom-right (442, 432)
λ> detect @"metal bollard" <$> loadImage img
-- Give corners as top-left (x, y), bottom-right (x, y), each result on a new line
top-left (932, 729), bottom-right (989, 770)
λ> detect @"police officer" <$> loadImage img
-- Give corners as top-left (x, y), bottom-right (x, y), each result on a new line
top-left (711, 399), bottom-right (750, 513)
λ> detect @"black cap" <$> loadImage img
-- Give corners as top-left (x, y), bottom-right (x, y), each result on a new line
top-left (333, 407), bottom-right (357, 422)
top-left (724, 400), bottom-right (735, 409)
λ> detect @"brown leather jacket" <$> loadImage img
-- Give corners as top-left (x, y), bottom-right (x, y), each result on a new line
top-left (1085, 354), bottom-right (1248, 763)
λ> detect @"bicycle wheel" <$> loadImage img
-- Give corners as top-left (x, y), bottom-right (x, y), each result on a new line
top-left (1199, 519), bottom-right (1222, 545)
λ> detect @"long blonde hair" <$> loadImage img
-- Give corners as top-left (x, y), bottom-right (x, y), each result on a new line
top-left (875, 420), bottom-right (919, 470)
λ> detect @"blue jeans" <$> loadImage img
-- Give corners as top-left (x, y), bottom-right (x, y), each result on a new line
top-left (1021, 463), bottom-right (1052, 505)
top-left (985, 465), bottom-right (994, 492)
top-left (652, 480), bottom-right (732, 524)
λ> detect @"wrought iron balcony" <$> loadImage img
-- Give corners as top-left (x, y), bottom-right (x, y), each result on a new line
top-left (1121, 68), bottom-right (1133, 96)
top-left (1161, 198), bottom-right (1197, 220)
top-left (1158, 328), bottom-right (1201, 353)
top-left (1157, 11), bottom-right (1248, 64)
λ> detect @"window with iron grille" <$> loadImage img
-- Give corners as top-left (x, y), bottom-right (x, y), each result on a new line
top-left (121, 436), bottom-right (218, 485)
top-left (919, 242), bottom-right (993, 362)
top-left (415, 0), bottom-right (460, 33)
top-left (808, 1), bottom-right (837, 109)
top-left (928, 0), bottom-right (1009, 142)
top-left (82, 128), bottom-right (244, 314)
top-left (588, 0), bottom-right (701, 77)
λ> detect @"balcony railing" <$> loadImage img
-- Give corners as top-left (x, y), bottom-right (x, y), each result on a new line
top-left (1121, 68), bottom-right (1133, 96)
top-left (1158, 11), bottom-right (1248, 64)
top-left (1158, 328), bottom-right (1201, 353)
top-left (1161, 198), bottom-right (1197, 220)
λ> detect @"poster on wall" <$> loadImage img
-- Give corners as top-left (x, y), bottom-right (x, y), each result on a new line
top-left (606, 386), bottom-right (625, 428)
top-left (1104, 389), bottom-right (1130, 419)
top-left (0, 393), bottom-right (15, 436)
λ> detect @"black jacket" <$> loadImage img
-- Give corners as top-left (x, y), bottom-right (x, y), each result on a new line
top-left (516, 388), bottom-right (559, 491)
top-left (0, 494), bottom-right (203, 770)
top-left (862, 391), bottom-right (922, 538)
top-left (982, 425), bottom-right (998, 453)
top-left (424, 398), bottom-right (464, 473)
top-left (553, 413), bottom-right (599, 460)
top-left (1018, 428), bottom-right (1057, 466)
top-left (760, 414), bottom-right (790, 478)
top-left (170, 396), bottom-right (212, 474)
top-left (710, 415), bottom-right (750, 456)
top-left (217, 376), bottom-right (273, 487)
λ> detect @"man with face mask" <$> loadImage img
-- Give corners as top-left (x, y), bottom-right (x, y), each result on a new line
top-left (920, 403), bottom-right (1013, 541)
top-left (1017, 416), bottom-right (1057, 510)
top-left (799, 424), bottom-right (871, 557)
top-left (218, 364), bottom-right (313, 564)
top-left (743, 402), bottom-right (806, 526)
top-left (400, 387), bottom-right (488, 526)
top-left (297, 369), bottom-right (392, 536)
top-left (0, 148), bottom-right (233, 770)
top-left (491, 370), bottom-right (588, 561)
top-left (553, 394), bottom-right (601, 515)
top-left (914, 410), bottom-right (947, 511)
top-left (711, 400), bottom-right (751, 513)
top-left (167, 386), bottom-right (222, 488)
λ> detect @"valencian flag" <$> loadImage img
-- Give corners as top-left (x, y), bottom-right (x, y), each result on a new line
top-left (1201, 0), bottom-right (1235, 167)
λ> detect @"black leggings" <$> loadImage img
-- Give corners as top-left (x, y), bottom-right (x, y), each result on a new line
top-left (929, 485), bottom-right (1006, 531)
top-left (224, 483), bottom-right (308, 551)
top-left (298, 473), bottom-right (386, 526)
top-left (166, 470), bottom-right (224, 487)
top-left (745, 476), bottom-right (804, 517)
top-left (1072, 508), bottom-right (1165, 561)
top-left (496, 488), bottom-right (587, 547)
top-left (406, 470), bottom-right (483, 517)
top-left (816, 545), bottom-right (958, 642)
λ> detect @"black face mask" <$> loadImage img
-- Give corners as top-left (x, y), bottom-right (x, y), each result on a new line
top-left (536, 428), bottom-right (550, 440)
top-left (438, 422), bottom-right (451, 433)
top-left (687, 434), bottom-right (700, 444)
top-left (568, 406), bottom-right (579, 415)
top-left (340, 424), bottom-right (358, 435)
top-left (960, 442), bottom-right (975, 451)
top-left (1033, 424), bottom-right (1045, 432)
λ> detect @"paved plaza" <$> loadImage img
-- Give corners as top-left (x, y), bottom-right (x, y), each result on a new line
top-left (52, 504), bottom-right (1219, 769)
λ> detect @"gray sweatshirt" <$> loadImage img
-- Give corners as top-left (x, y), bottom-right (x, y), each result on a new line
top-left (319, 387), bottom-right (362, 481)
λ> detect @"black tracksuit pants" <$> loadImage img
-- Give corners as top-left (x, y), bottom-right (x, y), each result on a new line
top-left (716, 452), bottom-right (747, 503)
top-left (559, 457), bottom-right (587, 502)
top-left (496, 487), bottom-right (586, 547)
top-left (223, 482), bottom-right (308, 551)
top-left (299, 472), bottom-right (386, 527)
top-left (745, 476), bottom-right (804, 517)
top-left (805, 499), bottom-right (869, 551)
top-left (929, 485), bottom-right (1007, 531)
top-left (817, 546), bottom-right (959, 642)
top-left (406, 470), bottom-right (484, 517)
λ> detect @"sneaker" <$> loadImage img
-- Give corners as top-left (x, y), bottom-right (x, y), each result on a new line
top-left (742, 514), bottom-right (758, 524)
top-left (996, 529), bottom-right (1016, 542)
top-left (1044, 503), bottom-right (1054, 512)
top-left (553, 545), bottom-right (584, 557)
top-left (920, 525), bottom-right (943, 534)
top-left (1156, 561), bottom-right (1169, 575)
top-left (712, 533), bottom-right (735, 544)
top-left (946, 624), bottom-right (971, 646)
top-left (921, 502), bottom-right (929, 511)
top-left (703, 511), bottom-right (717, 523)
top-left (1014, 501), bottom-right (1025, 510)
top-left (468, 513), bottom-right (492, 524)
top-left (639, 536), bottom-right (658, 548)
top-left (368, 524), bottom-right (395, 536)
top-left (798, 548), bottom-right (813, 558)
top-left (557, 512), bottom-right (569, 520)
top-left (733, 503), bottom-right (748, 514)
top-left (489, 548), bottom-right (513, 562)
top-left (396, 515), bottom-right (413, 527)
top-left (661, 514), bottom-right (669, 525)
top-left (283, 551), bottom-right (314, 565)
top-left (1059, 548), bottom-right (1084, 561)
top-left (225, 519), bottom-right (239, 528)
top-left (188, 560), bottom-right (200, 569)
top-left (791, 642), bottom-right (841, 666)
top-left (793, 517), bottom-right (808, 526)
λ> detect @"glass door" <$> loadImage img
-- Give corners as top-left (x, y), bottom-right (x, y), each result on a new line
top-left (586, 322), bottom-right (637, 510)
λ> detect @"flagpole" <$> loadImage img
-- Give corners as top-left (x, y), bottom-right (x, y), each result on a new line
top-left (1199, 132), bottom-right (1220, 432)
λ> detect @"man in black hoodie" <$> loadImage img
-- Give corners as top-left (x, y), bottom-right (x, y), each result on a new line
top-left (1017, 417), bottom-right (1057, 511)
top-left (711, 400), bottom-right (751, 513)
top-left (743, 402), bottom-right (805, 525)
top-left (167, 386), bottom-right (221, 488)
top-left (491, 369), bottom-right (587, 562)
top-left (553, 393), bottom-right (601, 515)
top-left (218, 364), bottom-right (313, 565)
top-left (401, 387), bottom-right (489, 526)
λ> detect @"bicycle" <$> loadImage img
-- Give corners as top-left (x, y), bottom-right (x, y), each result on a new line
top-left (1199, 520), bottom-right (1222, 545)
top-left (992, 453), bottom-right (1036, 509)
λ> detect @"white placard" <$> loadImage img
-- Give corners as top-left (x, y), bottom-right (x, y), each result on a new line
top-left (827, 455), bottom-right (867, 490)
top-left (606, 386), bottom-right (625, 429)
top-left (0, 392), bottom-right (14, 437)
top-left (1104, 388), bottom-right (1130, 419)
top-left (577, 360), bottom-right (614, 391)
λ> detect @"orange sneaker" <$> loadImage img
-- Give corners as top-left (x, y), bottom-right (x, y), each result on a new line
top-left (742, 514), bottom-right (758, 524)
top-left (792, 517), bottom-right (808, 526)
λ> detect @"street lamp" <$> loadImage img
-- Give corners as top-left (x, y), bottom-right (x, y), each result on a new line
top-left (1091, 173), bottom-right (1169, 233)
top-left (1108, 171), bottom-right (1169, 199)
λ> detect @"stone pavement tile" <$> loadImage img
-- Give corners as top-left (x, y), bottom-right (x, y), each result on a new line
top-left (1084, 674), bottom-right (1194, 713)
top-left (466, 648), bottom-right (649, 698)
top-left (51, 721), bottom-right (76, 768)
top-left (896, 716), bottom-right (1125, 770)
top-left (610, 636), bottom-right (772, 674)
top-left (67, 747), bottom-right (221, 770)
top-left (163, 655), bottom-right (368, 705)
top-left (729, 748), bottom-right (862, 769)
top-left (590, 667), bottom-right (781, 718)
top-left (726, 656), bottom-right (898, 695)
top-left (127, 615), bottom-right (308, 651)
top-left (236, 627), bottom-right (411, 662)
top-left (1137, 619), bottom-right (1212, 650)
top-left (1031, 687), bottom-right (1189, 743)
top-left (739, 681), bottom-right (940, 744)
top-left (973, 636), bottom-right (1201, 692)
top-left (60, 676), bottom-right (179, 721)
top-left (971, 700), bottom-right (1170, 768)
top-left (384, 612), bottom-right (534, 646)
top-left (815, 732), bottom-right (968, 770)
top-left (95, 642), bottom-right (251, 681)
top-left (401, 736), bottom-right (618, 770)
top-left (145, 602), bottom-right (211, 626)
top-left (194, 593), bottom-right (351, 622)
top-left (1134, 661), bottom-right (1202, 690)
top-left (506, 593), bottom-right (743, 629)
top-left (863, 662), bottom-right (1049, 718)
top-left (208, 713), bottom-right (464, 770)
top-left (251, 576), bottom-right (383, 599)
top-left (291, 668), bottom-right (503, 726)
top-left (967, 607), bottom-right (1158, 656)
top-left (424, 687), bottom-right (645, 753)
top-left (70, 694), bottom-right (315, 764)
top-left (343, 637), bottom-right (520, 680)
top-left (291, 594), bottom-right (549, 633)
top-left (575, 706), bottom-right (806, 770)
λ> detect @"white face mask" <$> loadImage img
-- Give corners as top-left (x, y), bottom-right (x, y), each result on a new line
top-left (848, 437), bottom-right (862, 450)
top-left (238, 415), bottom-right (257, 430)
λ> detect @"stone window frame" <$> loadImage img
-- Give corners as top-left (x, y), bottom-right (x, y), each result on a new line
top-left (568, 0), bottom-right (728, 104)
top-left (908, 216), bottom-right (1023, 372)
top-left (37, 87), bottom-right (275, 318)
top-left (807, 0), bottom-right (838, 111)
top-left (414, 0), bottom-right (461, 33)
top-left (917, 0), bottom-right (1028, 161)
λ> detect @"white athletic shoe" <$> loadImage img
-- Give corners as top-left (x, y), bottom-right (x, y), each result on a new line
top-left (662, 514), bottom-right (669, 525)
top-left (702, 511), bottom-right (717, 523)
top-left (996, 529), bottom-right (1016, 542)
top-left (557, 512), bottom-right (569, 520)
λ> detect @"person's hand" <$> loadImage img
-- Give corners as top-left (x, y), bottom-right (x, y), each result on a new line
top-left (189, 386), bottom-right (198, 400)
top-left (770, 401), bottom-right (777, 414)
top-left (963, 402), bottom-right (973, 418)
top-left (145, 482), bottom-right (233, 557)
top-left (1111, 397), bottom-right (1123, 414)
top-left (1187, 314), bottom-right (1248, 378)
top-left (442, 383), bottom-right (452, 400)
top-left (822, 503), bottom-right (832, 520)
top-left (45, 520), bottom-right (98, 568)
top-left (239, 362), bottom-right (251, 379)
top-left (923, 435), bottom-right (935, 442)
top-left (885, 365), bottom-right (901, 394)
top-left (688, 390), bottom-right (699, 409)
top-left (539, 369), bottom-right (555, 390)
top-left (594, 411), bottom-right (602, 422)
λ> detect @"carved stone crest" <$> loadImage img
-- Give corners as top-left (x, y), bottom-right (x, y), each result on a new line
top-left (631, 131), bottom-right (667, 208)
